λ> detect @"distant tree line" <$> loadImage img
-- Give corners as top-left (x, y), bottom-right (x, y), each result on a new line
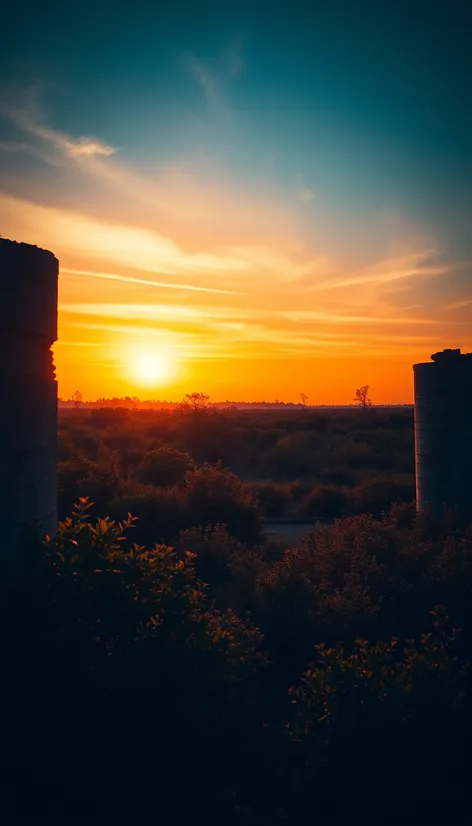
top-left (59, 386), bottom-right (411, 410)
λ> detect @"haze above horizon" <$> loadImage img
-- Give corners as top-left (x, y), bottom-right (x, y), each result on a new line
top-left (1, 0), bottom-right (471, 403)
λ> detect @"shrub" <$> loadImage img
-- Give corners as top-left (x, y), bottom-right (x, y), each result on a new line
top-left (250, 482), bottom-right (291, 518)
top-left (264, 432), bottom-right (315, 479)
top-left (290, 606), bottom-right (467, 746)
top-left (88, 407), bottom-right (130, 428)
top-left (178, 524), bottom-right (248, 588)
top-left (57, 436), bottom-right (77, 462)
top-left (289, 480), bottom-right (311, 501)
top-left (299, 484), bottom-right (349, 520)
top-left (350, 474), bottom-right (415, 517)
top-left (57, 456), bottom-right (122, 517)
top-left (255, 529), bottom-right (382, 675)
top-left (1, 500), bottom-right (266, 818)
top-left (185, 463), bottom-right (261, 545)
top-left (288, 608), bottom-right (471, 822)
top-left (135, 446), bottom-right (195, 487)
top-left (107, 484), bottom-right (187, 545)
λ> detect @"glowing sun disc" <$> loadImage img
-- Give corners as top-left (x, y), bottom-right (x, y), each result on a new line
top-left (127, 347), bottom-right (175, 387)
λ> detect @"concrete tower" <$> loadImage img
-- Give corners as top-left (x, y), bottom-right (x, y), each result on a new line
top-left (0, 239), bottom-right (58, 576)
top-left (413, 348), bottom-right (472, 515)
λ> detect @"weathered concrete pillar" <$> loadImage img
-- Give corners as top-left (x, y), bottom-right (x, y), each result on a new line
top-left (414, 348), bottom-right (472, 515)
top-left (0, 239), bottom-right (58, 577)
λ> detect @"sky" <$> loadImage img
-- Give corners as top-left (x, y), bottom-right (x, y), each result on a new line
top-left (1, 0), bottom-right (471, 403)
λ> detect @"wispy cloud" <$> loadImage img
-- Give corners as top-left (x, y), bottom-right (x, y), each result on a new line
top-left (0, 140), bottom-right (32, 152)
top-left (0, 86), bottom-right (301, 249)
top-left (297, 186), bottom-right (315, 204)
top-left (185, 38), bottom-right (245, 122)
top-left (57, 303), bottom-right (448, 366)
top-left (294, 174), bottom-right (315, 204)
top-left (311, 249), bottom-right (452, 291)
top-left (67, 138), bottom-right (115, 157)
top-left (61, 268), bottom-right (241, 295)
top-left (224, 39), bottom-right (246, 78)
top-left (32, 124), bottom-right (115, 159)
top-left (59, 299), bottom-right (441, 329)
top-left (0, 193), bottom-right (255, 279)
top-left (186, 56), bottom-right (232, 121)
top-left (60, 303), bottom-right (207, 321)
top-left (190, 60), bottom-right (220, 107)
top-left (446, 298), bottom-right (472, 310)
top-left (0, 188), bottom-right (330, 289)
top-left (0, 138), bottom-right (65, 166)
top-left (2, 93), bottom-right (116, 159)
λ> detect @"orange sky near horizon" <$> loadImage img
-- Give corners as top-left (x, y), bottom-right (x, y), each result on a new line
top-left (50, 247), bottom-right (465, 404)
top-left (2, 178), bottom-right (469, 404)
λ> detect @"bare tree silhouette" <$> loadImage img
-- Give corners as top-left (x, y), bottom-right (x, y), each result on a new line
top-left (354, 385), bottom-right (373, 407)
top-left (178, 392), bottom-right (213, 413)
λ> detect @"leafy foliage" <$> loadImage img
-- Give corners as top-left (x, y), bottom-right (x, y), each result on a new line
top-left (184, 462), bottom-right (261, 544)
top-left (2, 499), bottom-right (472, 821)
top-left (1, 500), bottom-right (265, 817)
top-left (57, 455), bottom-right (122, 516)
top-left (135, 445), bottom-right (195, 486)
top-left (288, 608), bottom-right (471, 822)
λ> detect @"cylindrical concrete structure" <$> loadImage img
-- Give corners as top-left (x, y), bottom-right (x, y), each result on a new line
top-left (0, 239), bottom-right (58, 576)
top-left (414, 349), bottom-right (472, 515)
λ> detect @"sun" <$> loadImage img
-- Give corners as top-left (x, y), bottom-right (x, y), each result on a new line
top-left (126, 346), bottom-right (176, 388)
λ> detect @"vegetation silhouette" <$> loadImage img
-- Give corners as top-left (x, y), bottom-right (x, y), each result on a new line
top-left (2, 498), bottom-right (472, 821)
top-left (3, 403), bottom-right (472, 820)
top-left (354, 384), bottom-right (373, 407)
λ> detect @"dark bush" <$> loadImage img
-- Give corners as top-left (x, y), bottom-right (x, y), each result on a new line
top-left (1, 501), bottom-right (266, 818)
top-left (289, 480), bottom-right (311, 501)
top-left (107, 484), bottom-right (187, 545)
top-left (288, 608), bottom-right (471, 822)
top-left (250, 481), bottom-right (291, 518)
top-left (178, 523), bottom-right (248, 588)
top-left (57, 456), bottom-right (122, 517)
top-left (184, 463), bottom-right (261, 545)
top-left (350, 474), bottom-right (415, 517)
top-left (299, 484), bottom-right (349, 519)
top-left (265, 432), bottom-right (315, 479)
top-left (135, 446), bottom-right (195, 487)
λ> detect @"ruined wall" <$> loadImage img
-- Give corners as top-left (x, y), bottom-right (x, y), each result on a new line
top-left (0, 239), bottom-right (58, 576)
top-left (414, 349), bottom-right (472, 515)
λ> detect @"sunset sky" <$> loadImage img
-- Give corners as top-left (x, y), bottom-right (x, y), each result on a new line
top-left (1, 0), bottom-right (471, 403)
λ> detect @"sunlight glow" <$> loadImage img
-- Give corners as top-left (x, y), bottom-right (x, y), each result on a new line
top-left (126, 346), bottom-right (176, 388)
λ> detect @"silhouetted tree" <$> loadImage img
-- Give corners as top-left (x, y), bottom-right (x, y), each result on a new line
top-left (300, 393), bottom-right (308, 406)
top-left (72, 390), bottom-right (83, 408)
top-left (178, 392), bottom-right (213, 413)
top-left (354, 385), bottom-right (372, 407)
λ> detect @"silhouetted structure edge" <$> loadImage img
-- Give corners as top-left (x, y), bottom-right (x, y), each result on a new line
top-left (414, 348), bottom-right (472, 515)
top-left (0, 238), bottom-right (58, 577)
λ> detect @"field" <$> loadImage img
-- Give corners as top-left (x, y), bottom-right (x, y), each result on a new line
top-left (3, 403), bottom-right (472, 821)
top-left (57, 404), bottom-right (416, 531)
